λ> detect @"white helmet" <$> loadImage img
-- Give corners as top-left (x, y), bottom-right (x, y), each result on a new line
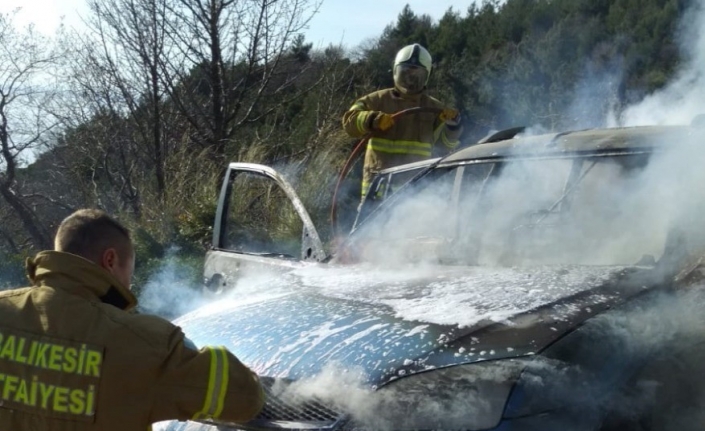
top-left (393, 44), bottom-right (432, 95)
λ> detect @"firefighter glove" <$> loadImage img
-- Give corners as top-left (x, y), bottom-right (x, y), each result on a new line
top-left (373, 112), bottom-right (395, 132)
top-left (439, 108), bottom-right (460, 126)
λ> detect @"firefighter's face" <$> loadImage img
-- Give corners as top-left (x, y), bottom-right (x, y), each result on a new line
top-left (393, 63), bottom-right (428, 94)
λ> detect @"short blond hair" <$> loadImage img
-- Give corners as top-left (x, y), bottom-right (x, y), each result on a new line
top-left (54, 209), bottom-right (132, 263)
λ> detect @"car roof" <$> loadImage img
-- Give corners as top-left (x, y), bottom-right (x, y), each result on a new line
top-left (443, 125), bottom-right (699, 164)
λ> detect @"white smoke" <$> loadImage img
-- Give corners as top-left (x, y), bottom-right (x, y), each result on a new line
top-left (136, 247), bottom-right (210, 319)
top-left (532, 285), bottom-right (705, 426)
top-left (350, 128), bottom-right (705, 270)
top-left (149, 5), bottom-right (705, 430)
top-left (351, 0), bottom-right (705, 269)
top-left (272, 360), bottom-right (525, 431)
top-left (266, 285), bottom-right (705, 430)
top-left (304, 5), bottom-right (705, 420)
top-left (616, 2), bottom-right (705, 126)
top-left (567, 58), bottom-right (624, 130)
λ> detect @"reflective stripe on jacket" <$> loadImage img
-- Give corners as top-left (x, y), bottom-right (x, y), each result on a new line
top-left (0, 251), bottom-right (264, 431)
top-left (342, 88), bottom-right (462, 197)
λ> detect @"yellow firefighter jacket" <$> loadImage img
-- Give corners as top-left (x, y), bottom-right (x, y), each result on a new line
top-left (342, 88), bottom-right (462, 197)
top-left (0, 251), bottom-right (264, 430)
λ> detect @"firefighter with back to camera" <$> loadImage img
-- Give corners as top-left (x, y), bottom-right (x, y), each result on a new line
top-left (0, 208), bottom-right (265, 430)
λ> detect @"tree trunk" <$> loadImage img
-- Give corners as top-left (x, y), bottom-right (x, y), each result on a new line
top-left (0, 186), bottom-right (52, 250)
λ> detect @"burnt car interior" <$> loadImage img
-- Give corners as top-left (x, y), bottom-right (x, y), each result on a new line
top-left (347, 151), bottom-right (672, 268)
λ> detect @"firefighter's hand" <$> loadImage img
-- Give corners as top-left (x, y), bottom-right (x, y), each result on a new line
top-left (372, 112), bottom-right (395, 132)
top-left (439, 108), bottom-right (460, 126)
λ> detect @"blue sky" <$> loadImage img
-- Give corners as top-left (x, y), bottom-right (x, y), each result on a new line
top-left (1, 0), bottom-right (480, 48)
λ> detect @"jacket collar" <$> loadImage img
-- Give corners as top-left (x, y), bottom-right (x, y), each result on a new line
top-left (392, 87), bottom-right (426, 102)
top-left (26, 251), bottom-right (138, 311)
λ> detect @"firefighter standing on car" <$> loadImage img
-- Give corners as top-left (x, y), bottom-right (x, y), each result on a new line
top-left (0, 209), bottom-right (265, 430)
top-left (342, 43), bottom-right (463, 199)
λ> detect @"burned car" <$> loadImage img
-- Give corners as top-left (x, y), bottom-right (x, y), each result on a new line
top-left (156, 124), bottom-right (705, 431)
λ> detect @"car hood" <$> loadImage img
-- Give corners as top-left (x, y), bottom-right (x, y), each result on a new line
top-left (174, 264), bottom-right (658, 387)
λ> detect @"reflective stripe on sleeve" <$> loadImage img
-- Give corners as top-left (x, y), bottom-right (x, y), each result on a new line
top-left (350, 101), bottom-right (365, 110)
top-left (213, 347), bottom-right (230, 418)
top-left (355, 112), bottom-right (368, 134)
top-left (348, 101), bottom-right (369, 134)
top-left (192, 346), bottom-right (230, 420)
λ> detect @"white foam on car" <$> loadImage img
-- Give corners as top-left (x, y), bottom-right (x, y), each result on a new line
top-left (290, 264), bottom-right (622, 328)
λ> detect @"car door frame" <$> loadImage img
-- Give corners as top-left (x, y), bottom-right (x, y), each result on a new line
top-left (205, 163), bottom-right (327, 293)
